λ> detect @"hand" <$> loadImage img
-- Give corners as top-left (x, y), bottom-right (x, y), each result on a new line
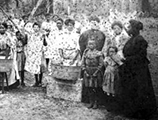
top-left (92, 72), bottom-right (97, 77)
top-left (69, 60), bottom-right (75, 65)
top-left (85, 71), bottom-right (90, 77)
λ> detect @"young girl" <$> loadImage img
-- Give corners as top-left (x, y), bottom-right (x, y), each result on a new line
top-left (82, 37), bottom-right (104, 109)
top-left (103, 46), bottom-right (122, 96)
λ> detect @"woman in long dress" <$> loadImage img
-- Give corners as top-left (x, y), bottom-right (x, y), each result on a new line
top-left (25, 22), bottom-right (47, 87)
top-left (60, 19), bottom-right (81, 66)
top-left (117, 20), bottom-right (157, 119)
top-left (0, 23), bottom-right (20, 89)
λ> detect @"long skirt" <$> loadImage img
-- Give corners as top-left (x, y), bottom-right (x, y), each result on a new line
top-left (117, 64), bottom-right (157, 118)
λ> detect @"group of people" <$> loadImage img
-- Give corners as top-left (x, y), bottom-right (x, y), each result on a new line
top-left (0, 13), bottom-right (157, 119)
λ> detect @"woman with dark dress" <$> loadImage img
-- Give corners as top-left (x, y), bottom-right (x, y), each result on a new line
top-left (117, 19), bottom-right (157, 119)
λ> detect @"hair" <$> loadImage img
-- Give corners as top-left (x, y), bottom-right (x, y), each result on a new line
top-left (107, 46), bottom-right (118, 56)
top-left (128, 19), bottom-right (143, 36)
top-left (111, 21), bottom-right (123, 30)
top-left (45, 14), bottom-right (50, 17)
top-left (1, 22), bottom-right (8, 29)
top-left (52, 14), bottom-right (59, 19)
top-left (88, 15), bottom-right (100, 23)
top-left (64, 18), bottom-right (75, 26)
top-left (32, 22), bottom-right (40, 28)
top-left (56, 18), bottom-right (64, 24)
top-left (15, 31), bottom-right (21, 36)
top-left (129, 19), bottom-right (143, 31)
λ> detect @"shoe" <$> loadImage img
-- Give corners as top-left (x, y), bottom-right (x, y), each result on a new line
top-left (32, 83), bottom-right (39, 87)
top-left (38, 83), bottom-right (42, 87)
top-left (21, 82), bottom-right (26, 87)
top-left (87, 102), bottom-right (94, 109)
top-left (92, 101), bottom-right (98, 109)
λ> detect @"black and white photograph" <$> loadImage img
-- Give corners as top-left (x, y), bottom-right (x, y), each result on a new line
top-left (0, 0), bottom-right (157, 120)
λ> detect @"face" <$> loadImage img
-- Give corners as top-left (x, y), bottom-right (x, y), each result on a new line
top-left (33, 25), bottom-right (40, 33)
top-left (126, 23), bottom-right (135, 36)
top-left (109, 47), bottom-right (116, 56)
top-left (56, 20), bottom-right (63, 30)
top-left (90, 21), bottom-right (98, 29)
top-left (46, 16), bottom-right (51, 22)
top-left (113, 25), bottom-right (122, 35)
top-left (67, 23), bottom-right (74, 31)
top-left (0, 25), bottom-right (6, 34)
top-left (24, 17), bottom-right (28, 22)
top-left (53, 16), bottom-right (59, 22)
top-left (88, 41), bottom-right (95, 50)
top-left (8, 25), bottom-right (14, 32)
top-left (16, 32), bottom-right (22, 39)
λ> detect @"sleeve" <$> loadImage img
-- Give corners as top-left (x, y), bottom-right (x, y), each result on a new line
top-left (93, 52), bottom-right (104, 75)
top-left (98, 52), bottom-right (104, 70)
top-left (21, 34), bottom-right (28, 46)
top-left (125, 36), bottom-right (148, 63)
top-left (118, 34), bottom-right (129, 51)
top-left (6, 35), bottom-right (16, 49)
top-left (75, 33), bottom-right (80, 50)
top-left (103, 57), bottom-right (108, 67)
top-left (79, 32), bottom-right (88, 56)
top-left (81, 49), bottom-right (88, 70)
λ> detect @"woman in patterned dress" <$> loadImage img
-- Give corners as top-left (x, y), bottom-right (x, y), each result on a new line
top-left (0, 23), bottom-right (19, 89)
top-left (25, 22), bottom-right (47, 87)
top-left (45, 18), bottom-right (64, 66)
top-left (60, 19), bottom-right (81, 66)
top-left (81, 37), bottom-right (104, 109)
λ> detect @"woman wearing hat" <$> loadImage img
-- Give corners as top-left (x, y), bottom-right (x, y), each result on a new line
top-left (117, 20), bottom-right (157, 119)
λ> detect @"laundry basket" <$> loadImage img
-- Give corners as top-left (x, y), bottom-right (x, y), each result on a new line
top-left (51, 64), bottom-right (81, 81)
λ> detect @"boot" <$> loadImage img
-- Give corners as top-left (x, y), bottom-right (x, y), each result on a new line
top-left (87, 98), bottom-right (94, 109)
top-left (20, 71), bottom-right (26, 87)
top-left (87, 88), bottom-right (94, 109)
top-left (38, 73), bottom-right (43, 87)
top-left (92, 100), bottom-right (98, 109)
top-left (92, 89), bottom-right (98, 109)
top-left (33, 74), bottom-right (39, 87)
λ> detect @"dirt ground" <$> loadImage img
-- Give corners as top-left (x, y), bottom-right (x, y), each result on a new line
top-left (0, 57), bottom-right (157, 120)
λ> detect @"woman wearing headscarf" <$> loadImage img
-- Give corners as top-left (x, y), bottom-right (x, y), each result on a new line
top-left (117, 20), bottom-right (157, 119)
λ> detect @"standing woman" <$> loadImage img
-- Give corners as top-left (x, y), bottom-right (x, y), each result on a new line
top-left (118, 20), bottom-right (157, 119)
top-left (60, 18), bottom-right (81, 66)
top-left (25, 22), bottom-right (47, 87)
